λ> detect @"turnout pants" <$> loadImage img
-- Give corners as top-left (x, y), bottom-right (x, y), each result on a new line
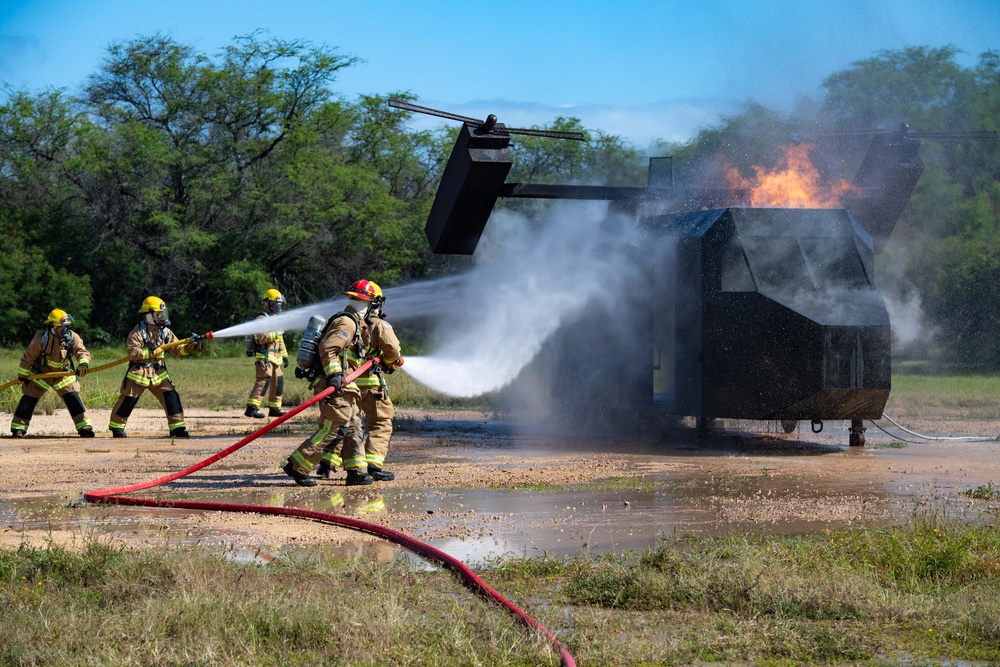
top-left (287, 389), bottom-right (367, 475)
top-left (109, 376), bottom-right (186, 433)
top-left (10, 379), bottom-right (92, 434)
top-left (247, 359), bottom-right (283, 410)
top-left (324, 388), bottom-right (394, 470)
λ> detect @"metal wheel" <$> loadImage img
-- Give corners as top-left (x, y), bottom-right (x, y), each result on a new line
top-left (780, 419), bottom-right (797, 434)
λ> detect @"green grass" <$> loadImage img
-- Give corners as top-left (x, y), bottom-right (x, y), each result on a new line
top-left (3, 517), bottom-right (1000, 665)
top-left (0, 540), bottom-right (557, 666)
top-left (886, 372), bottom-right (1000, 419)
top-left (963, 482), bottom-right (1000, 501)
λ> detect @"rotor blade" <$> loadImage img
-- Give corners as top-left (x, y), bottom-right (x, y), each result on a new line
top-left (502, 126), bottom-right (587, 141)
top-left (814, 128), bottom-right (998, 140)
top-left (388, 99), bottom-right (586, 141)
top-left (907, 130), bottom-right (998, 140)
top-left (388, 99), bottom-right (484, 126)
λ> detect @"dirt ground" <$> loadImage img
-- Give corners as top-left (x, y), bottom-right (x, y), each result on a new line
top-left (1, 405), bottom-right (999, 557)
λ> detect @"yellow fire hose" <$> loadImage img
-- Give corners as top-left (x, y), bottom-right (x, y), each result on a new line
top-left (0, 337), bottom-right (196, 393)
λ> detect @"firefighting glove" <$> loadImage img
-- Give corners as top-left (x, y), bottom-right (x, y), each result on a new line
top-left (283, 357), bottom-right (289, 369)
top-left (17, 375), bottom-right (30, 385)
top-left (76, 363), bottom-right (89, 378)
top-left (326, 372), bottom-right (344, 392)
top-left (381, 357), bottom-right (404, 374)
top-left (152, 347), bottom-right (165, 359)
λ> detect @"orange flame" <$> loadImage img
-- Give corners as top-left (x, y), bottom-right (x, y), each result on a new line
top-left (723, 143), bottom-right (858, 208)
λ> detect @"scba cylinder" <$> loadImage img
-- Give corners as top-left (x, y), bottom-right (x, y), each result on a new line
top-left (296, 315), bottom-right (327, 370)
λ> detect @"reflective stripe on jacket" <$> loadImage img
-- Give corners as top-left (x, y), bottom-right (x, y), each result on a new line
top-left (122, 322), bottom-right (194, 385)
top-left (355, 315), bottom-right (401, 390)
top-left (253, 314), bottom-right (287, 365)
top-left (18, 329), bottom-right (90, 390)
top-left (316, 307), bottom-right (369, 395)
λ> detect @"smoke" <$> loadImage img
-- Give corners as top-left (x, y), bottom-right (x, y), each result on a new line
top-left (399, 203), bottom-right (640, 397)
top-left (883, 288), bottom-right (932, 350)
top-left (875, 244), bottom-right (936, 354)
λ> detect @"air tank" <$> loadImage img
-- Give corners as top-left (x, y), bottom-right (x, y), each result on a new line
top-left (296, 315), bottom-right (327, 370)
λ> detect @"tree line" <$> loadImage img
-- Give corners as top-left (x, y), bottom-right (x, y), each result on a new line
top-left (2, 37), bottom-right (998, 366)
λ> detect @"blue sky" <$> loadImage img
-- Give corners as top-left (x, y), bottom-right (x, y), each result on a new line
top-left (1, 0), bottom-right (997, 146)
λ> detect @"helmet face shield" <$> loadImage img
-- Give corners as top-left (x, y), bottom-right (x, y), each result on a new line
top-left (55, 317), bottom-right (73, 343)
top-left (146, 307), bottom-right (170, 327)
top-left (264, 296), bottom-right (285, 314)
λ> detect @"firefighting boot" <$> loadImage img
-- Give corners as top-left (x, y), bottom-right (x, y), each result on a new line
top-left (345, 470), bottom-right (374, 486)
top-left (11, 430), bottom-right (25, 438)
top-left (268, 408), bottom-right (285, 417)
top-left (245, 405), bottom-right (265, 419)
top-left (78, 427), bottom-right (95, 438)
top-left (367, 466), bottom-right (395, 482)
top-left (316, 460), bottom-right (334, 479)
top-left (283, 461), bottom-right (317, 487)
top-left (170, 427), bottom-right (190, 439)
top-left (111, 428), bottom-right (127, 438)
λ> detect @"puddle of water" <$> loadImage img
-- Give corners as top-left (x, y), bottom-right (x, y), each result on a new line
top-left (0, 476), bottom-right (901, 568)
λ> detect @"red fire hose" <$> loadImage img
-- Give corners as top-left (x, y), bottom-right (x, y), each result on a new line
top-left (84, 357), bottom-right (576, 667)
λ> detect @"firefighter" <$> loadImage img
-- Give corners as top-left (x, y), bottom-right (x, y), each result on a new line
top-left (317, 280), bottom-right (403, 482)
top-left (281, 280), bottom-right (376, 487)
top-left (108, 296), bottom-right (204, 438)
top-left (245, 288), bottom-right (289, 419)
top-left (10, 309), bottom-right (95, 438)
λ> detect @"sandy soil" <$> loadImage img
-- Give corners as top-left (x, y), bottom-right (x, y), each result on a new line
top-left (1, 406), bottom-right (998, 555)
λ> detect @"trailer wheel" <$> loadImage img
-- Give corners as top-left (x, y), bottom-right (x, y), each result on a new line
top-left (780, 420), bottom-right (797, 434)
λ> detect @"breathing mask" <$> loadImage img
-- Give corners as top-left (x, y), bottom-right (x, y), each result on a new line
top-left (145, 308), bottom-right (170, 327)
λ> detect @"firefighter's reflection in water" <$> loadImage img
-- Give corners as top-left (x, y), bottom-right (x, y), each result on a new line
top-left (263, 491), bottom-right (394, 560)
top-left (286, 492), bottom-right (385, 517)
top-left (267, 488), bottom-right (384, 515)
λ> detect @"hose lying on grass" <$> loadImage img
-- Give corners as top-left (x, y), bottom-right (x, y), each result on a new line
top-left (84, 356), bottom-right (576, 667)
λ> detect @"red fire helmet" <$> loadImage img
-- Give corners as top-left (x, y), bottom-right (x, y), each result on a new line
top-left (343, 279), bottom-right (382, 303)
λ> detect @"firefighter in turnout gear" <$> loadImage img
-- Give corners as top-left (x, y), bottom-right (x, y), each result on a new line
top-left (108, 297), bottom-right (203, 438)
top-left (281, 281), bottom-right (374, 487)
top-left (10, 309), bottom-right (95, 438)
top-left (317, 281), bottom-right (403, 482)
top-left (245, 288), bottom-right (289, 419)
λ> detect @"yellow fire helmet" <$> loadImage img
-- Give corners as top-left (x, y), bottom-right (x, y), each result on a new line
top-left (139, 296), bottom-right (170, 326)
top-left (262, 288), bottom-right (285, 303)
top-left (139, 296), bottom-right (167, 313)
top-left (262, 288), bottom-right (285, 314)
top-left (44, 308), bottom-right (73, 327)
